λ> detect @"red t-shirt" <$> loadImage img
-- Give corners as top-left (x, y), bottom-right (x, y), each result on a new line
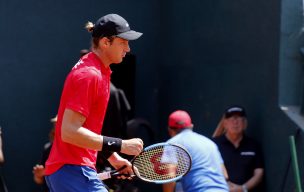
top-left (45, 52), bottom-right (112, 175)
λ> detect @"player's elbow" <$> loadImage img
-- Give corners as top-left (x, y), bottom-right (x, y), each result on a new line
top-left (61, 124), bottom-right (76, 144)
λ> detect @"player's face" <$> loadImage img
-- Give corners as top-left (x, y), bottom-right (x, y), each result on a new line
top-left (224, 115), bottom-right (246, 135)
top-left (106, 37), bottom-right (130, 64)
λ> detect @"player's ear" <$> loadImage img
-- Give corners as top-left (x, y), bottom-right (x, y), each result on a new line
top-left (99, 37), bottom-right (110, 48)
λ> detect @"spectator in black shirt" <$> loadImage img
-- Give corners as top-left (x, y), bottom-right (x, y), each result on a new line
top-left (212, 106), bottom-right (264, 192)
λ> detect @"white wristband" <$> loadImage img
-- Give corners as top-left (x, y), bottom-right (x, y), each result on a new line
top-left (242, 184), bottom-right (248, 192)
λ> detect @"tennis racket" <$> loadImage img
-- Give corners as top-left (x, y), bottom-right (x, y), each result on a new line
top-left (98, 142), bottom-right (192, 184)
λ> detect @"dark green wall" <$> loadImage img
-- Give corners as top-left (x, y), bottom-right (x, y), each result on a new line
top-left (279, 0), bottom-right (304, 106)
top-left (0, 0), bottom-right (301, 191)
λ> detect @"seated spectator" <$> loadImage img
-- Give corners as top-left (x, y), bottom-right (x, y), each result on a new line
top-left (212, 106), bottom-right (264, 192)
top-left (32, 115), bottom-right (56, 192)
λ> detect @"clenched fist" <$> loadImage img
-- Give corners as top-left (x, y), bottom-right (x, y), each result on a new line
top-left (121, 138), bottom-right (143, 156)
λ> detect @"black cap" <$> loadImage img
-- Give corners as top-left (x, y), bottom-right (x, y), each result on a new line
top-left (92, 14), bottom-right (142, 40)
top-left (224, 106), bottom-right (246, 118)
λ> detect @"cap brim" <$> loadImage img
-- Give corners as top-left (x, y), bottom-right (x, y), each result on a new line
top-left (117, 30), bottom-right (143, 40)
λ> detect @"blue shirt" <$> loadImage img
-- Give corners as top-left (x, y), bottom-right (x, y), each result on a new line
top-left (167, 129), bottom-right (228, 192)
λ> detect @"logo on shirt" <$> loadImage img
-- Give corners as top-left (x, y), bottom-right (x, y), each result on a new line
top-left (108, 141), bottom-right (116, 146)
top-left (73, 60), bottom-right (84, 69)
top-left (240, 151), bottom-right (255, 156)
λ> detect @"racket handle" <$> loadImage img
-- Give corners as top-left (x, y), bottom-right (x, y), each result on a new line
top-left (98, 172), bottom-right (135, 181)
top-left (98, 172), bottom-right (112, 180)
top-left (112, 172), bottom-right (135, 178)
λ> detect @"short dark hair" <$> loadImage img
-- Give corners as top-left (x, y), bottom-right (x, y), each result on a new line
top-left (91, 36), bottom-right (116, 49)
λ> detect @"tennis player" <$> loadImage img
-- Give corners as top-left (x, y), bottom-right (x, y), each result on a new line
top-left (163, 110), bottom-right (229, 192)
top-left (44, 14), bottom-right (143, 192)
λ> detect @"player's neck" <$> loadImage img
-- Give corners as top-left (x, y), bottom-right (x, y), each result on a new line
top-left (92, 49), bottom-right (111, 68)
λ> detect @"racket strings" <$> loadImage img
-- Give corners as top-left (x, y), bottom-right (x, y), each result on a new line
top-left (133, 145), bottom-right (191, 182)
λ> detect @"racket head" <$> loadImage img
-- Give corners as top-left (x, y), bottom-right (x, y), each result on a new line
top-left (132, 142), bottom-right (191, 184)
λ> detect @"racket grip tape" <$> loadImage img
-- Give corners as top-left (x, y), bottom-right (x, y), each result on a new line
top-left (97, 172), bottom-right (133, 180)
top-left (98, 172), bottom-right (111, 180)
top-left (97, 165), bottom-right (127, 180)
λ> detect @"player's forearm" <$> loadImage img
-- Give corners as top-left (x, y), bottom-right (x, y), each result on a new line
top-left (107, 152), bottom-right (126, 167)
top-left (61, 109), bottom-right (142, 154)
top-left (61, 125), bottom-right (103, 150)
top-left (61, 108), bottom-right (104, 150)
top-left (107, 152), bottom-right (119, 161)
